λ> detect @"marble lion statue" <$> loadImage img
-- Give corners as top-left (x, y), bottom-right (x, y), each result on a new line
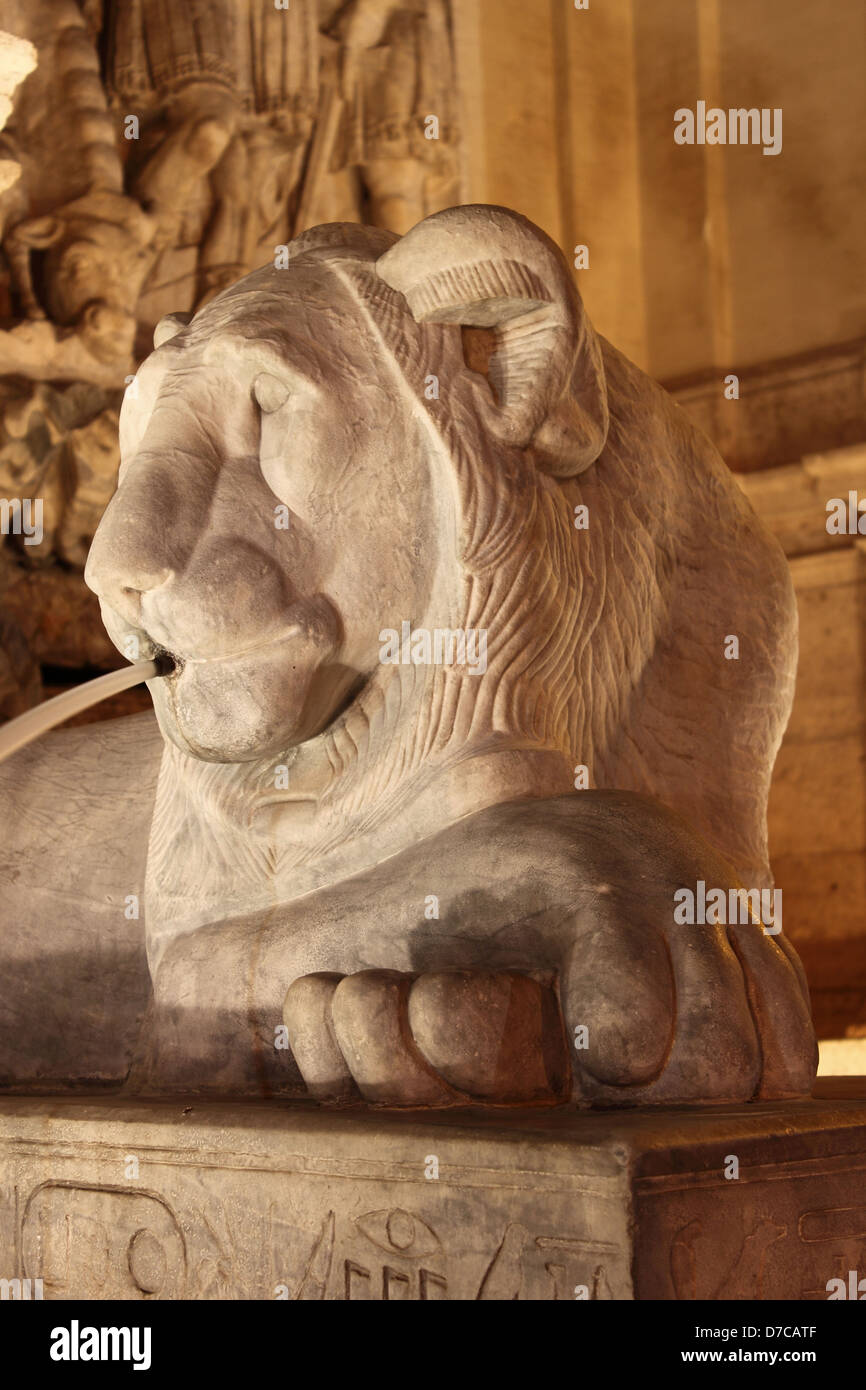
top-left (0, 206), bottom-right (816, 1106)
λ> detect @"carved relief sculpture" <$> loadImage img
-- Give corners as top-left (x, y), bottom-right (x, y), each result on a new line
top-left (0, 1), bottom-right (461, 688)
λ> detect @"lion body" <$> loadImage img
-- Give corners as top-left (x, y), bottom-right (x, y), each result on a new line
top-left (0, 207), bottom-right (807, 1102)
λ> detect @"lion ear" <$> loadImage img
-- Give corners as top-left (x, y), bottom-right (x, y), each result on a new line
top-left (376, 205), bottom-right (609, 477)
top-left (153, 311), bottom-right (192, 348)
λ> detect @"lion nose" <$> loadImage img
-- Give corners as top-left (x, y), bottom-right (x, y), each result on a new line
top-left (85, 451), bottom-right (192, 627)
top-left (85, 496), bottom-right (178, 628)
top-left (117, 574), bottom-right (174, 627)
top-left (85, 549), bottom-right (174, 629)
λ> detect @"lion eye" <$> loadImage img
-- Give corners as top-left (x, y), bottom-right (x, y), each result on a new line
top-left (253, 372), bottom-right (290, 414)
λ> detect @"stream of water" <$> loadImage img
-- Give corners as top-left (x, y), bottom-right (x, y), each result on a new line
top-left (0, 661), bottom-right (160, 764)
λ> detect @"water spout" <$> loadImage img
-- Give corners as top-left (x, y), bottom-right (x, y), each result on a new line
top-left (0, 660), bottom-right (162, 764)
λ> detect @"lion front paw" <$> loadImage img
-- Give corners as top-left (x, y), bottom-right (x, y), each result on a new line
top-left (282, 969), bottom-right (571, 1107)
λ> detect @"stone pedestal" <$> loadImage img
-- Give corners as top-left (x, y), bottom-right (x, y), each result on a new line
top-left (0, 1080), bottom-right (863, 1300)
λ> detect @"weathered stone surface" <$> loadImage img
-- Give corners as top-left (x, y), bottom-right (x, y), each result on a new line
top-left (407, 970), bottom-right (567, 1102)
top-left (0, 206), bottom-right (814, 1105)
top-left (330, 971), bottom-right (460, 1107)
top-left (633, 1079), bottom-right (866, 1300)
top-left (282, 973), bottom-right (358, 1103)
top-left (0, 1080), bottom-right (862, 1300)
top-left (1, 745), bottom-right (817, 1106)
top-left (0, 713), bottom-right (160, 1090)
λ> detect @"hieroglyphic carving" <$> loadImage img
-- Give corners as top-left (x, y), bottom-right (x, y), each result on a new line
top-left (340, 1207), bottom-right (447, 1300)
top-left (637, 1144), bottom-right (866, 1300)
top-left (292, 1210), bottom-right (335, 1301)
top-left (798, 1204), bottom-right (866, 1299)
top-left (3, 1094), bottom-right (864, 1302)
top-left (670, 1216), bottom-right (787, 1302)
top-left (477, 1222), bottom-right (621, 1301)
top-left (20, 1182), bottom-right (185, 1299)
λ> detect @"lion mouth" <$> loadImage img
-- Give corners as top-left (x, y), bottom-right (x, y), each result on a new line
top-left (152, 648), bottom-right (177, 677)
top-left (155, 623), bottom-right (306, 672)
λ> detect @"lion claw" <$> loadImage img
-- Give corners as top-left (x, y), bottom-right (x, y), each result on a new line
top-left (283, 968), bottom-right (570, 1107)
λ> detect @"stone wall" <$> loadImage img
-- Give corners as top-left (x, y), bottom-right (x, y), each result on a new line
top-left (739, 449), bottom-right (866, 1036)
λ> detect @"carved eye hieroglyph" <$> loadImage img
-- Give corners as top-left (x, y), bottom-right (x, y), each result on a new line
top-left (355, 1208), bottom-right (440, 1259)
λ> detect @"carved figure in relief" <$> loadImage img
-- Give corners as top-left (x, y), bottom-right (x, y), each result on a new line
top-left (0, 1), bottom-right (460, 595)
top-left (671, 1215), bottom-right (787, 1301)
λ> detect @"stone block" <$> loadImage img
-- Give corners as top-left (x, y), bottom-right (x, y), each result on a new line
top-left (0, 1079), bottom-right (863, 1301)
